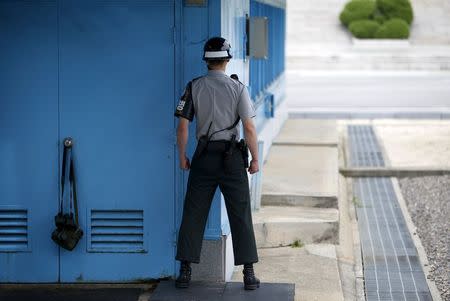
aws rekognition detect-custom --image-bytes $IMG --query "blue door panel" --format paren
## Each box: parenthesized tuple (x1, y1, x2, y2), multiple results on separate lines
(0, 1, 59, 282)
(58, 1, 175, 281)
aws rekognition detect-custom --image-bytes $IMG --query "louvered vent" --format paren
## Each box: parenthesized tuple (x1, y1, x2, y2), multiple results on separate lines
(0, 208, 29, 252)
(88, 209, 146, 253)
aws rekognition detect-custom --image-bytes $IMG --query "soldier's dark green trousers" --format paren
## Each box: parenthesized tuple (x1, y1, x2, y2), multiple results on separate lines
(175, 141, 259, 265)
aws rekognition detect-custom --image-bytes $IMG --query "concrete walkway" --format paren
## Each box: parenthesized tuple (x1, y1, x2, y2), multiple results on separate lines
(286, 71, 450, 109)
(232, 119, 350, 301)
(373, 120, 450, 168)
(262, 119, 339, 208)
(261, 145, 338, 207)
(233, 246, 344, 301)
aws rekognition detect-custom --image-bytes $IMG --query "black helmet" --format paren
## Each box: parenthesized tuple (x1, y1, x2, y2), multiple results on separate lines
(203, 37, 232, 61)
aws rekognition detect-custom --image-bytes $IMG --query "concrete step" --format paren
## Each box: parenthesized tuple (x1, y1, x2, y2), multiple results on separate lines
(273, 119, 339, 147)
(287, 45, 450, 71)
(261, 193, 338, 208)
(262, 144, 339, 208)
(253, 206, 339, 248)
(288, 58, 450, 71)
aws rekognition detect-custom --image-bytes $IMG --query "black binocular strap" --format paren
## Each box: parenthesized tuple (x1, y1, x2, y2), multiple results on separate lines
(207, 117, 240, 141)
(59, 145, 80, 226)
(59, 146, 68, 214)
(68, 157, 79, 226)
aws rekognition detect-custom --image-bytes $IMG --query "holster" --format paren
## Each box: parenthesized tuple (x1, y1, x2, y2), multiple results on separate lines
(238, 139, 249, 169)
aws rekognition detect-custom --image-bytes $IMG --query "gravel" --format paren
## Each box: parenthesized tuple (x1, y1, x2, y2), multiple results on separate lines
(399, 175, 450, 301)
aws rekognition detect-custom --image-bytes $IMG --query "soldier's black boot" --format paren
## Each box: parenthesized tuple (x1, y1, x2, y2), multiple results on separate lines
(175, 261, 191, 288)
(243, 263, 260, 290)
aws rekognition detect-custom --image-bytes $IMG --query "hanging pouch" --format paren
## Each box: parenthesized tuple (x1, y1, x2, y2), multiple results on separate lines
(51, 138, 83, 251)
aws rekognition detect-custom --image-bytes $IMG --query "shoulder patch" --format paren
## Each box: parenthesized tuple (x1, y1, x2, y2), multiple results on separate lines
(174, 80, 196, 121)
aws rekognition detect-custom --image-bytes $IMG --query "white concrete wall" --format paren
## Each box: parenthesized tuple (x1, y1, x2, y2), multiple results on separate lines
(257, 73, 288, 162)
(221, 0, 250, 84)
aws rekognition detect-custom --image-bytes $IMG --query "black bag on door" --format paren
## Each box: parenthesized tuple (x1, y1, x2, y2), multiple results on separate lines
(51, 138, 83, 251)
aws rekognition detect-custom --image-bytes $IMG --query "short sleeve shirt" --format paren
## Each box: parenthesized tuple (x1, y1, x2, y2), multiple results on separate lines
(174, 70, 255, 141)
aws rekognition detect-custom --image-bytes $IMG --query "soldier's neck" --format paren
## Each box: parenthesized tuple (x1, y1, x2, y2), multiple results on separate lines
(208, 66, 226, 72)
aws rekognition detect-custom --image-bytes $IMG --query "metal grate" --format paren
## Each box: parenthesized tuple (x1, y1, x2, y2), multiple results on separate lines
(348, 125, 385, 167)
(0, 208, 29, 252)
(88, 209, 146, 253)
(347, 125, 432, 300)
(353, 177, 432, 301)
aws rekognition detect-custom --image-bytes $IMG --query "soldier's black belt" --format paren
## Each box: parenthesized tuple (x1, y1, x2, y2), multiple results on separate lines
(205, 140, 238, 152)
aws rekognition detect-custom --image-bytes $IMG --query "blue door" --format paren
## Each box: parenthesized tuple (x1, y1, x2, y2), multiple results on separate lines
(58, 0, 176, 282)
(0, 1, 59, 282)
(1, 1, 176, 282)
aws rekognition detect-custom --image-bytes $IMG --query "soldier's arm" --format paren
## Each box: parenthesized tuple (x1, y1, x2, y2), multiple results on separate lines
(242, 118, 259, 174)
(177, 118, 190, 170)
(174, 81, 195, 170)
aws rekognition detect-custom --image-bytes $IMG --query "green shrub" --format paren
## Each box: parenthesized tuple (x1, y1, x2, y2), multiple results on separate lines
(339, 0, 377, 26)
(377, 0, 414, 24)
(349, 20, 381, 38)
(372, 9, 388, 24)
(374, 18, 410, 38)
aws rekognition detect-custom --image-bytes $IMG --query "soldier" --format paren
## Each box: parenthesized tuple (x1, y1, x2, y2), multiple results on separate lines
(174, 37, 260, 290)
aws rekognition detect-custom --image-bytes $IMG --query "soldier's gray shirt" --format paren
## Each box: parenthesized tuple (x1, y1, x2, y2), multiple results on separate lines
(174, 70, 255, 141)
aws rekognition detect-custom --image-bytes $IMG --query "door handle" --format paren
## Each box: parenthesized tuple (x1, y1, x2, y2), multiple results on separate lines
(64, 137, 73, 148)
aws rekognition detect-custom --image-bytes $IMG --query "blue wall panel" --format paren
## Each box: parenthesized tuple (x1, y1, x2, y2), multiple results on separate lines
(249, 1, 285, 100)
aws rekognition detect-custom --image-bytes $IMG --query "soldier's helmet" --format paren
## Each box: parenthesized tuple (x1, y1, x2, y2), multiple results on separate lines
(203, 37, 232, 61)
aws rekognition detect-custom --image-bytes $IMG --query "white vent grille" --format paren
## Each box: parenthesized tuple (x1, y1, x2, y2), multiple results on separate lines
(0, 208, 29, 252)
(88, 209, 146, 252)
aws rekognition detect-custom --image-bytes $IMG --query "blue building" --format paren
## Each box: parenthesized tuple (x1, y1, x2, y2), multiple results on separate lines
(0, 0, 286, 283)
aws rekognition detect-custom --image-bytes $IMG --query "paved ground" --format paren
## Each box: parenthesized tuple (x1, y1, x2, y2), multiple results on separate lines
(286, 71, 450, 109)
(374, 120, 450, 167)
(232, 246, 344, 301)
(286, 0, 349, 52)
(409, 0, 450, 45)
